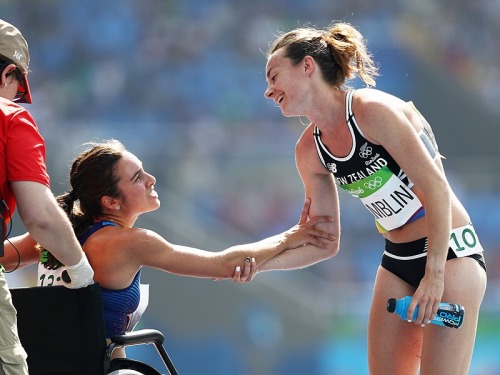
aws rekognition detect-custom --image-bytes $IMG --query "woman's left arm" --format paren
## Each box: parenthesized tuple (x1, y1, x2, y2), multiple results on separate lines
(357, 92, 451, 325)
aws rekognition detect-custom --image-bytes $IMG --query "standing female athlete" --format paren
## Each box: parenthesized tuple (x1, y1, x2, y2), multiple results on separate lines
(259, 22, 487, 374)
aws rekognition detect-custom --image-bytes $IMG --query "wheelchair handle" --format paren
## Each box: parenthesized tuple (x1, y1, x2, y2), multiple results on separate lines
(111, 329, 165, 346)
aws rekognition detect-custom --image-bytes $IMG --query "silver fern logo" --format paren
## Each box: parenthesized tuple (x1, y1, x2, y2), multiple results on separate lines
(359, 142, 373, 158)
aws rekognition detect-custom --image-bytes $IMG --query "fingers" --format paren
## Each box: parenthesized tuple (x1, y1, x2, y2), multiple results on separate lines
(241, 257, 252, 280)
(407, 301, 432, 326)
(407, 295, 441, 327)
(231, 257, 256, 283)
(231, 265, 242, 282)
(306, 235, 335, 248)
(299, 198, 311, 224)
(305, 215, 334, 226)
(406, 299, 418, 322)
(306, 228, 335, 241)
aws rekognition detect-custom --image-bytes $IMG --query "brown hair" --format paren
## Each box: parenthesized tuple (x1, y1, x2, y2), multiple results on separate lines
(39, 139, 126, 269)
(58, 139, 126, 239)
(267, 22, 378, 88)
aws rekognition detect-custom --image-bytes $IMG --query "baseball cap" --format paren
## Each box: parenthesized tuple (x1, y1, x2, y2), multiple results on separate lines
(0, 19, 32, 103)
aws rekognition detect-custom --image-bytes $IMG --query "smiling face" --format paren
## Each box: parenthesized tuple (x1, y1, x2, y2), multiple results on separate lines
(264, 48, 311, 117)
(113, 151, 160, 216)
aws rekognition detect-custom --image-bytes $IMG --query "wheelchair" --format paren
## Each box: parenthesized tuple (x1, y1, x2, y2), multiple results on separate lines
(10, 284, 179, 375)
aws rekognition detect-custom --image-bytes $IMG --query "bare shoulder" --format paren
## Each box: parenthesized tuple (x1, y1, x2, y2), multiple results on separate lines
(85, 226, 164, 254)
(352, 88, 417, 141)
(353, 88, 408, 113)
(296, 123, 315, 150)
(296, 123, 330, 175)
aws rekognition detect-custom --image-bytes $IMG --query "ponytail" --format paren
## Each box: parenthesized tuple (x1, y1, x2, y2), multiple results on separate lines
(268, 22, 379, 88)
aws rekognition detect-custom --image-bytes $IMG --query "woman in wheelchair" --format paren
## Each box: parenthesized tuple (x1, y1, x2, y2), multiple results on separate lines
(3, 139, 334, 358)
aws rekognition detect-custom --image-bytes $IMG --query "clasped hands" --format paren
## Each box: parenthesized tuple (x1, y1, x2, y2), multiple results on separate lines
(232, 198, 335, 283)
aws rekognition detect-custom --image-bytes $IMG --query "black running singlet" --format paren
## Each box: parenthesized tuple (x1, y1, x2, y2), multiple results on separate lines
(313, 90, 439, 232)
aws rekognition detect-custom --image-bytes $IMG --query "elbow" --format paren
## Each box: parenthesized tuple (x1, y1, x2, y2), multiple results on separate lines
(326, 239, 340, 258)
(321, 237, 340, 259)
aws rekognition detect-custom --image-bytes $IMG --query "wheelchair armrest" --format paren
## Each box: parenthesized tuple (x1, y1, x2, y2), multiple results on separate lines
(110, 329, 165, 347)
(106, 329, 179, 375)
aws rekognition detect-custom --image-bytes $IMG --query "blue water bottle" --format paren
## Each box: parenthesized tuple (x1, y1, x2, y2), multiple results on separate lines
(387, 296, 465, 329)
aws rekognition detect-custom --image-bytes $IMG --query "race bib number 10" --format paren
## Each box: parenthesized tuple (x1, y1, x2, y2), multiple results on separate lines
(449, 224, 484, 257)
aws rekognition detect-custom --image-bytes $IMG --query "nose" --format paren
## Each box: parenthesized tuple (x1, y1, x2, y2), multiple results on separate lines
(146, 172, 156, 185)
(264, 84, 273, 99)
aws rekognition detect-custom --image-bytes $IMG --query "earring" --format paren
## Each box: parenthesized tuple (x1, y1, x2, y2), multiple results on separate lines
(115, 205, 120, 210)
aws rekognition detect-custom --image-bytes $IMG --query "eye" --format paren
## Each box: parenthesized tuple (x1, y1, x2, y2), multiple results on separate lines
(271, 74, 277, 82)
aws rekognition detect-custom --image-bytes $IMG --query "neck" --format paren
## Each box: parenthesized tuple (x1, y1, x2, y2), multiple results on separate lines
(96, 216, 124, 227)
(306, 89, 345, 130)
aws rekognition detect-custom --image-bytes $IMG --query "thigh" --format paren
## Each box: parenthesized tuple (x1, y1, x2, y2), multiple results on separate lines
(420, 257, 486, 375)
(368, 266, 422, 375)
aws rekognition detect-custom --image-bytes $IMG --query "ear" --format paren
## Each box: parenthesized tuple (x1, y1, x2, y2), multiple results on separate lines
(1, 63, 17, 79)
(0, 63, 15, 86)
(303, 56, 315, 76)
(101, 195, 119, 211)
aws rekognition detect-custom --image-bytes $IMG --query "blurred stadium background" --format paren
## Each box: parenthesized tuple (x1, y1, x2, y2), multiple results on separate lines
(3, 0, 499, 374)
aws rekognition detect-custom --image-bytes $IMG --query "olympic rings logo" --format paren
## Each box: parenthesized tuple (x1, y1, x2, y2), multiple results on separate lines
(359, 144, 373, 158)
(364, 176, 383, 190)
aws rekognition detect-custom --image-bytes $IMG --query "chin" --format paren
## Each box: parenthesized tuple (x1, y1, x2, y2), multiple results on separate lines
(280, 106, 296, 117)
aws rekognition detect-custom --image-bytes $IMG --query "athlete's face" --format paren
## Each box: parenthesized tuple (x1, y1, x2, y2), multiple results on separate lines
(114, 152, 160, 216)
(264, 49, 307, 117)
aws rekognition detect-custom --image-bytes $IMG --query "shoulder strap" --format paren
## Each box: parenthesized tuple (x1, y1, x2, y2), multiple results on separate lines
(345, 89, 355, 122)
(79, 221, 118, 246)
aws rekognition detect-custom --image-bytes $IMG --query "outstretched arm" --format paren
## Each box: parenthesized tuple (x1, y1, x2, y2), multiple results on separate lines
(115, 198, 335, 283)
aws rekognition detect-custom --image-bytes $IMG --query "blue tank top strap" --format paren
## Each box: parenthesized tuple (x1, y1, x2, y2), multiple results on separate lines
(79, 220, 118, 245)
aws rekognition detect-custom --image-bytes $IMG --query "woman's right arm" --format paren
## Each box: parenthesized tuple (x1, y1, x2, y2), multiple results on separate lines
(258, 128, 341, 272)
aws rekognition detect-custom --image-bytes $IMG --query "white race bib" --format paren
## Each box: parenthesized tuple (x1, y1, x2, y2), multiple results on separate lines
(449, 224, 483, 257)
(37, 263, 67, 287)
(341, 166, 422, 231)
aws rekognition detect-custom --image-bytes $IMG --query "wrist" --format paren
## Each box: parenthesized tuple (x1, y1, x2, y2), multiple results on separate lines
(65, 252, 87, 269)
(278, 235, 289, 251)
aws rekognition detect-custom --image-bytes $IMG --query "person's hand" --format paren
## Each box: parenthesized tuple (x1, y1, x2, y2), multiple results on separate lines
(232, 257, 257, 283)
(284, 198, 335, 249)
(407, 271, 444, 326)
(63, 253, 95, 289)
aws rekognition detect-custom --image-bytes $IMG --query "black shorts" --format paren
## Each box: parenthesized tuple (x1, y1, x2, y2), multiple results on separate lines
(381, 237, 486, 289)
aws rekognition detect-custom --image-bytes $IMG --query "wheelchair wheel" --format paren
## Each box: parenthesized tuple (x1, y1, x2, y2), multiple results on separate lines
(108, 358, 162, 375)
